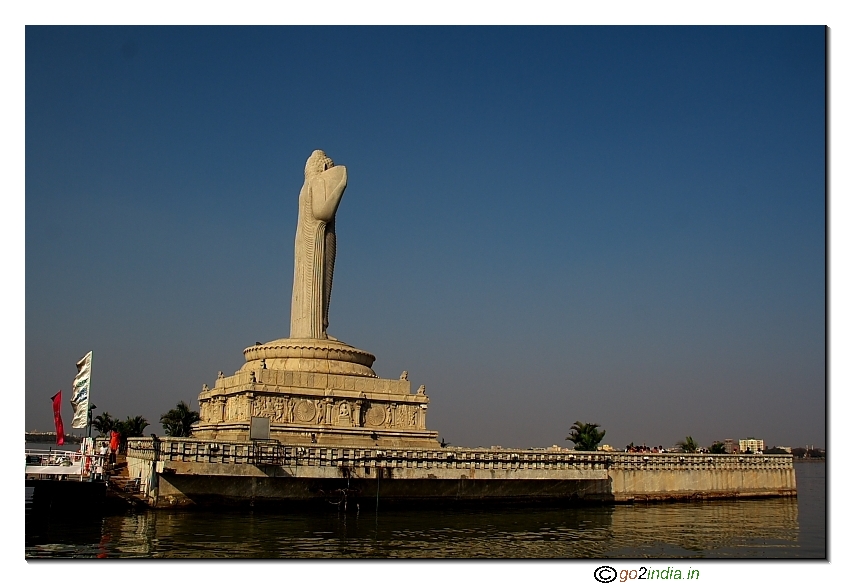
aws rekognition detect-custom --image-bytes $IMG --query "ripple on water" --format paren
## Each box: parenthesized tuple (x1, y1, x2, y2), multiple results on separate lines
(25, 462, 825, 559)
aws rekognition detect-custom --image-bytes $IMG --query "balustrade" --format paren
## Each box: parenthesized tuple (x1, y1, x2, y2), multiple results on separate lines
(125, 438, 794, 472)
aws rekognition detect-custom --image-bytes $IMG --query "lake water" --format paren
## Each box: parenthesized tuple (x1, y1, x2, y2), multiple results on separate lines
(25, 461, 825, 559)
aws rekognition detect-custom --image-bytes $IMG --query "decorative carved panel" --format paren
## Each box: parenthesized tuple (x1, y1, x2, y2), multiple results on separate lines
(365, 404, 386, 427)
(295, 399, 317, 423)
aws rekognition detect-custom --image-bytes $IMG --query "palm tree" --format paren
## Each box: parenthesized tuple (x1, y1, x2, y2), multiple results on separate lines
(114, 415, 150, 452)
(124, 415, 150, 437)
(566, 421, 606, 451)
(160, 401, 201, 437)
(677, 436, 698, 453)
(92, 411, 116, 436)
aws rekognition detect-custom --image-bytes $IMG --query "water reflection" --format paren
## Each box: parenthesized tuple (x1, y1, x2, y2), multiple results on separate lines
(25, 511, 106, 558)
(605, 498, 799, 558)
(26, 462, 824, 559)
(25, 498, 796, 559)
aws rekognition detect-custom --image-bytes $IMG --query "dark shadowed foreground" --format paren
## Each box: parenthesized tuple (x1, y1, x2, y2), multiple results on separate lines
(26, 462, 823, 559)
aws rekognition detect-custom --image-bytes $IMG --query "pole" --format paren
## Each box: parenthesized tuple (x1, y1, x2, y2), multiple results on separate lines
(375, 465, 380, 514)
(84, 353, 93, 481)
(86, 352, 93, 439)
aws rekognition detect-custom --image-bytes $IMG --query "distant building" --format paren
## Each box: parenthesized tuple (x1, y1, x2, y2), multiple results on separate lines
(724, 439, 736, 454)
(597, 444, 616, 452)
(739, 438, 764, 453)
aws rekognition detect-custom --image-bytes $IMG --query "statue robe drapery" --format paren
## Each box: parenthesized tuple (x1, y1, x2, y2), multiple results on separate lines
(290, 164, 347, 338)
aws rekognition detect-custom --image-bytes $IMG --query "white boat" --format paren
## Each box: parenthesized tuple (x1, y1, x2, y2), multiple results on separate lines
(25, 446, 107, 482)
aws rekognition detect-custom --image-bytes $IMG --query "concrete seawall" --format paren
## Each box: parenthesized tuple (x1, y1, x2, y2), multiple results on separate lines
(606, 453, 796, 502)
(126, 438, 796, 508)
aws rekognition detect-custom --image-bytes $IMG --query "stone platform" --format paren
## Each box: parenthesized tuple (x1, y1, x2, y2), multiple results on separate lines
(193, 338, 439, 448)
(125, 438, 798, 509)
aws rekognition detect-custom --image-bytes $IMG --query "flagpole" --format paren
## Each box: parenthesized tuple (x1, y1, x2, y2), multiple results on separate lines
(86, 353, 93, 439)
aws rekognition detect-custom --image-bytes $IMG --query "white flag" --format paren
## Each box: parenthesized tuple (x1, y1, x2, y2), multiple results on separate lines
(70, 351, 92, 429)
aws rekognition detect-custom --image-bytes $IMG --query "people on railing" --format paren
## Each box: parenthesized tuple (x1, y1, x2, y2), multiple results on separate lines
(625, 444, 666, 453)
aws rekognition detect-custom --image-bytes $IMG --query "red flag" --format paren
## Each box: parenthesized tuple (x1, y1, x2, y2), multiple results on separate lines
(51, 391, 65, 446)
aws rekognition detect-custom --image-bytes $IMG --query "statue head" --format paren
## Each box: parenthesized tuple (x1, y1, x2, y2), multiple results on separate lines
(305, 150, 334, 178)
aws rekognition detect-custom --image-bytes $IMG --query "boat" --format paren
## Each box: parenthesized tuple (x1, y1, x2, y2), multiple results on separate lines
(25, 444, 108, 511)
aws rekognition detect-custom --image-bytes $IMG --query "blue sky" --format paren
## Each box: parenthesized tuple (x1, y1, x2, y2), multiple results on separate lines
(24, 25, 826, 449)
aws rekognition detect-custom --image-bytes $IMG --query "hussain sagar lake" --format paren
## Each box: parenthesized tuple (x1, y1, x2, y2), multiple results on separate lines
(26, 462, 824, 558)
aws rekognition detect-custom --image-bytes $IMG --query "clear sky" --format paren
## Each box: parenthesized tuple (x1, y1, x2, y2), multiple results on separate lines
(25, 25, 826, 450)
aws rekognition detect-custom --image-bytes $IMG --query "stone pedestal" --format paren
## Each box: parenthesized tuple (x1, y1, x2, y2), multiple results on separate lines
(193, 338, 440, 448)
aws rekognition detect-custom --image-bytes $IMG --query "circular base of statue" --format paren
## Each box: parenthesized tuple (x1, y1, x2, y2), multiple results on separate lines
(241, 338, 377, 377)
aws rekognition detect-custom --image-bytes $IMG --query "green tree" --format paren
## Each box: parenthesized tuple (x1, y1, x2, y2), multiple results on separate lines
(708, 442, 727, 454)
(160, 401, 201, 437)
(123, 415, 149, 437)
(566, 421, 606, 451)
(114, 415, 150, 452)
(92, 411, 116, 436)
(677, 436, 698, 453)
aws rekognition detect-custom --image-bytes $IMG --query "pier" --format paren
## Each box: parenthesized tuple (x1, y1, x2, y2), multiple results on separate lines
(25, 448, 109, 511)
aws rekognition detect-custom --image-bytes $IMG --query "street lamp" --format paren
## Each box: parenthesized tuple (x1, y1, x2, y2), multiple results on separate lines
(87, 404, 97, 439)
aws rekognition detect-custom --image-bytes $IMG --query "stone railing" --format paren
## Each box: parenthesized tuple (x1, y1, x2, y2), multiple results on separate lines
(127, 438, 610, 471)
(607, 452, 795, 470)
(127, 437, 282, 465)
(126, 438, 794, 473)
(126, 438, 157, 461)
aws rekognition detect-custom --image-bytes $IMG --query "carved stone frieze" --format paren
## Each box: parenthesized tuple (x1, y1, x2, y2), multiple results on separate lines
(337, 401, 352, 426)
(365, 403, 386, 427)
(315, 400, 327, 425)
(295, 399, 317, 423)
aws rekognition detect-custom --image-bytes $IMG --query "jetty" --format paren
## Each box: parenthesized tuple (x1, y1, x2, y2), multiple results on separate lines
(25, 448, 109, 510)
